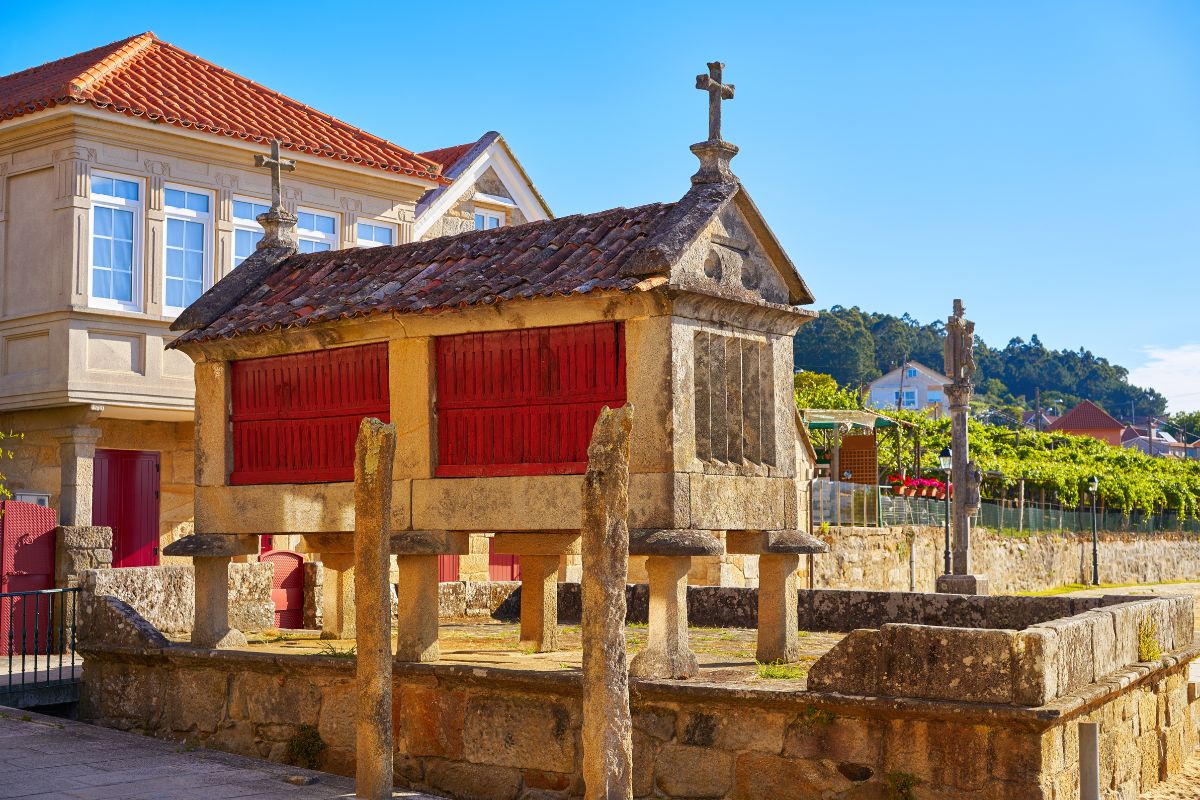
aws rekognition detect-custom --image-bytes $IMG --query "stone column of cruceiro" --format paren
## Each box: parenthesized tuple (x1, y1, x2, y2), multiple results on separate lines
(628, 528, 721, 680)
(581, 405, 634, 800)
(352, 418, 395, 800)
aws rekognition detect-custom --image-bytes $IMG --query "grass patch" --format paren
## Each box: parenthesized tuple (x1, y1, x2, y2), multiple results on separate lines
(756, 661, 807, 680)
(285, 725, 326, 769)
(314, 642, 357, 658)
(884, 771, 923, 800)
(1018, 579, 1195, 597)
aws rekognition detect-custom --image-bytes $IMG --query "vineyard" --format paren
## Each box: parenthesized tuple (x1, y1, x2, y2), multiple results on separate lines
(796, 372, 1200, 518)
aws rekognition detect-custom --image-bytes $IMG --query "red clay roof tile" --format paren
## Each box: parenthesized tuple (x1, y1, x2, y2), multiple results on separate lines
(1047, 400, 1123, 433)
(0, 33, 448, 181)
(175, 202, 676, 344)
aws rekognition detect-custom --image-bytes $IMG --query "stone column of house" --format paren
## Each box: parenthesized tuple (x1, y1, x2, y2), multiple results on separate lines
(391, 530, 469, 662)
(491, 532, 581, 652)
(627, 529, 721, 680)
(51, 424, 102, 527)
(726, 529, 828, 663)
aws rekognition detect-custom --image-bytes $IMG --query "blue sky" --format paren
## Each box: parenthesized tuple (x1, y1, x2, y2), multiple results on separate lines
(4, 1, 1199, 409)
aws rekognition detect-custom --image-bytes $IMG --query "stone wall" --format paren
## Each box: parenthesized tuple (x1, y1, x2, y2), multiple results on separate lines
(81, 564, 272, 635)
(79, 637, 1200, 799)
(813, 525, 1200, 594)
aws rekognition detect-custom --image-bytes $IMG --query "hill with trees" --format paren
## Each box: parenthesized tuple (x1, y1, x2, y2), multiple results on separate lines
(793, 306, 1167, 418)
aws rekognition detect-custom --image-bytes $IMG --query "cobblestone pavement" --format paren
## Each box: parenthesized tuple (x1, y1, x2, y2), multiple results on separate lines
(0, 707, 436, 800)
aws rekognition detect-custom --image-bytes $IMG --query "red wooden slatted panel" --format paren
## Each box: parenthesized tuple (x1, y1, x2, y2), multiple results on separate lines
(92, 450, 160, 569)
(260, 549, 304, 629)
(0, 500, 58, 655)
(437, 555, 460, 582)
(435, 322, 625, 477)
(231, 343, 390, 484)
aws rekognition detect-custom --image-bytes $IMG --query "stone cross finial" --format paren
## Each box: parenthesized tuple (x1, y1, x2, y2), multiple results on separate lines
(690, 61, 740, 185)
(254, 139, 295, 210)
(696, 62, 735, 143)
(251, 139, 298, 252)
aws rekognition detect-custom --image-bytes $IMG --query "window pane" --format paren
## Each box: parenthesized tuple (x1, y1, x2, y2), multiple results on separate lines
(112, 270, 133, 302)
(185, 220, 204, 250)
(166, 280, 184, 308)
(377, 226, 392, 244)
(235, 228, 259, 261)
(488, 216, 500, 229)
(298, 212, 314, 230)
(92, 268, 111, 299)
(113, 209, 134, 241)
(233, 201, 255, 220)
(114, 179, 139, 201)
(93, 238, 111, 269)
(114, 240, 134, 269)
(91, 175, 113, 196)
(167, 218, 185, 248)
(474, 214, 485, 230)
(185, 250, 203, 280)
(186, 193, 209, 213)
(166, 247, 184, 278)
(185, 278, 203, 305)
(94, 206, 113, 237)
(316, 215, 335, 234)
(164, 188, 186, 209)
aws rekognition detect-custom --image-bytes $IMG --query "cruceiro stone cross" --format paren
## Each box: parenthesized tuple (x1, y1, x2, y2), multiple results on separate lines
(696, 62, 735, 142)
(251, 139, 299, 251)
(935, 298, 989, 596)
(580, 404, 634, 800)
(690, 61, 739, 185)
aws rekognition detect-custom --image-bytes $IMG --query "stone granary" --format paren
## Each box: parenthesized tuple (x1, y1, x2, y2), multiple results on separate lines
(166, 62, 827, 669)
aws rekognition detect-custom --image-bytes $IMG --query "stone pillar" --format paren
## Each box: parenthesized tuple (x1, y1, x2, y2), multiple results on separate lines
(353, 418, 395, 800)
(519, 555, 560, 652)
(394, 554, 439, 662)
(580, 405, 634, 800)
(52, 425, 101, 527)
(321, 553, 356, 640)
(757, 553, 800, 663)
(631, 555, 696, 679)
(163, 533, 259, 648)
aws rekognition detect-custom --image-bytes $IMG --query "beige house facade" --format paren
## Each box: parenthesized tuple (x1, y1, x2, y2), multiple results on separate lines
(0, 33, 549, 568)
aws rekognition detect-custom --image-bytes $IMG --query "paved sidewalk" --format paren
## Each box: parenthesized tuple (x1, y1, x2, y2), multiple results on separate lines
(0, 708, 437, 799)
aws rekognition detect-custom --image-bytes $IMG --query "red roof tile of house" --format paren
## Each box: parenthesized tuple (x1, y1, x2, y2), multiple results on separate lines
(174, 201, 677, 343)
(0, 33, 447, 181)
(418, 142, 477, 173)
(1047, 400, 1123, 433)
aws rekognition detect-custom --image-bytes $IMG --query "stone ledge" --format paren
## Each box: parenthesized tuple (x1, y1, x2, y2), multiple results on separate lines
(630, 529, 722, 556)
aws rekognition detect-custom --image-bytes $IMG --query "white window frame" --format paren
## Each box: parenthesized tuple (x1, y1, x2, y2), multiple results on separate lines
(296, 208, 339, 253)
(906, 368, 917, 378)
(474, 209, 504, 230)
(903, 390, 917, 408)
(162, 184, 214, 317)
(356, 220, 396, 248)
(88, 171, 143, 312)
(232, 196, 271, 270)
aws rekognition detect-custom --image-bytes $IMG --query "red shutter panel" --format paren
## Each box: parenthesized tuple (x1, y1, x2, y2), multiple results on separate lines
(435, 322, 626, 477)
(230, 343, 390, 484)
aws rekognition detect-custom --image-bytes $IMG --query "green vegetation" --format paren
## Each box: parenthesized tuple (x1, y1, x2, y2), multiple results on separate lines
(755, 661, 807, 680)
(794, 306, 1166, 416)
(1138, 620, 1162, 663)
(883, 771, 924, 800)
(1018, 580, 1193, 597)
(0, 430, 22, 501)
(795, 704, 835, 726)
(315, 642, 356, 658)
(285, 724, 326, 769)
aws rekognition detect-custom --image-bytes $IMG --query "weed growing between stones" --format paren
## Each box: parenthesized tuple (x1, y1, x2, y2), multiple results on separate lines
(884, 771, 922, 800)
(1138, 620, 1163, 662)
(756, 661, 807, 680)
(285, 724, 326, 769)
(796, 704, 834, 726)
(315, 642, 357, 658)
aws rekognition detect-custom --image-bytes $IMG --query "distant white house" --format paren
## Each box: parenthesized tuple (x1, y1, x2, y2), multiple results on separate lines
(867, 361, 949, 415)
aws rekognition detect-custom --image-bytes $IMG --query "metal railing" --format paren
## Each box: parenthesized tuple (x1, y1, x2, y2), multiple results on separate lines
(878, 493, 1200, 534)
(0, 587, 81, 707)
(812, 479, 880, 527)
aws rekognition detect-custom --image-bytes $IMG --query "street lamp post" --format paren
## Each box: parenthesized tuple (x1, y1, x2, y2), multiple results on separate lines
(939, 446, 953, 575)
(1090, 476, 1100, 585)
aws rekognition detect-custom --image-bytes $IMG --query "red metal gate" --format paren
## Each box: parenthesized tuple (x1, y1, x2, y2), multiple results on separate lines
(0, 500, 57, 654)
(260, 549, 304, 629)
(93, 450, 161, 568)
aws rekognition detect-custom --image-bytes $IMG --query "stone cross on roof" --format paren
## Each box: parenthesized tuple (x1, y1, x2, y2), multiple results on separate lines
(696, 62, 735, 143)
(254, 139, 296, 211)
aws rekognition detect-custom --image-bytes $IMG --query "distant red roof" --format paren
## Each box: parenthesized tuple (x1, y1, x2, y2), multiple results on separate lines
(1047, 400, 1123, 433)
(0, 33, 447, 182)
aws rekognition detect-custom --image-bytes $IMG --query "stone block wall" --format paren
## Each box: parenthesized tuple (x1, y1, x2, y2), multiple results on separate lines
(78, 640, 1200, 799)
(81, 564, 273, 635)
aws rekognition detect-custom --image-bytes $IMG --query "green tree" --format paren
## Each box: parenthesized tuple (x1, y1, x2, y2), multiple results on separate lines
(793, 306, 878, 388)
(794, 371, 864, 410)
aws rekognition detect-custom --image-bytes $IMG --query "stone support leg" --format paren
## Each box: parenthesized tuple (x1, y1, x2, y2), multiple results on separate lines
(321, 553, 356, 640)
(193, 555, 246, 648)
(52, 425, 101, 527)
(756, 553, 800, 664)
(629, 555, 697, 679)
(394, 555, 439, 662)
(519, 554, 560, 652)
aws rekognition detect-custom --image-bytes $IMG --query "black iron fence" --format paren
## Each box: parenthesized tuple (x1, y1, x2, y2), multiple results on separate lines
(0, 587, 81, 708)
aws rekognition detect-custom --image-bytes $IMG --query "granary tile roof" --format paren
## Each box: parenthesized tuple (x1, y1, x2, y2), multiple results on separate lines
(0, 33, 447, 182)
(172, 200, 678, 344)
(1047, 400, 1124, 433)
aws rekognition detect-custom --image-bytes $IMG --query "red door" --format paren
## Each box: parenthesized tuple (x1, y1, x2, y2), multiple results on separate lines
(260, 550, 303, 629)
(488, 540, 521, 582)
(0, 500, 57, 654)
(92, 450, 161, 568)
(437, 555, 460, 582)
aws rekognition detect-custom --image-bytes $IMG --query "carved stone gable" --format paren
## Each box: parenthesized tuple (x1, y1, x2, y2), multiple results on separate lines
(676, 202, 790, 307)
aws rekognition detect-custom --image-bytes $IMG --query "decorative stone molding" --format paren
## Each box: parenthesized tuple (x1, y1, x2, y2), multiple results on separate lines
(53, 146, 96, 200)
(340, 197, 361, 245)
